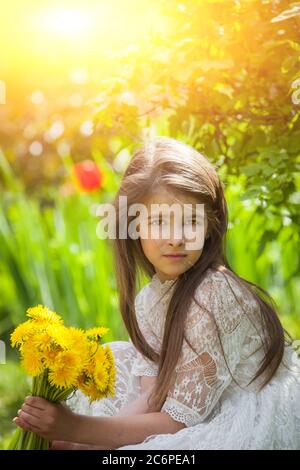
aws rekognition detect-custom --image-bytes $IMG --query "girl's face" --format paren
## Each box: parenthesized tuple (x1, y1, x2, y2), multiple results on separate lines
(138, 188, 209, 282)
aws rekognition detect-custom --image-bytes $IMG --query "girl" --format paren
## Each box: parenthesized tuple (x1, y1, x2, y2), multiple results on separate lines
(14, 136, 300, 450)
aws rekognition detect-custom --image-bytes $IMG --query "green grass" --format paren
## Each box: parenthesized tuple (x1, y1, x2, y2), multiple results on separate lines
(0, 360, 30, 449)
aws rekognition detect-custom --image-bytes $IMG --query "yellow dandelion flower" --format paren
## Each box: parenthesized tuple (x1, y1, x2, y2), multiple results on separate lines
(94, 346, 107, 363)
(63, 327, 86, 348)
(78, 378, 107, 403)
(90, 346, 111, 379)
(48, 366, 79, 389)
(33, 330, 53, 352)
(60, 327, 91, 365)
(84, 358, 96, 377)
(106, 380, 115, 398)
(90, 388, 107, 403)
(104, 361, 116, 397)
(21, 353, 43, 377)
(50, 326, 89, 359)
(10, 321, 37, 348)
(108, 367, 116, 391)
(21, 341, 44, 376)
(74, 341, 90, 364)
(43, 348, 60, 368)
(47, 324, 70, 349)
(85, 327, 109, 340)
(103, 345, 116, 370)
(76, 376, 90, 393)
(48, 349, 82, 388)
(55, 350, 82, 372)
(76, 374, 88, 389)
(84, 343, 106, 377)
(88, 340, 98, 357)
(12, 305, 113, 403)
(93, 363, 109, 391)
(26, 305, 63, 325)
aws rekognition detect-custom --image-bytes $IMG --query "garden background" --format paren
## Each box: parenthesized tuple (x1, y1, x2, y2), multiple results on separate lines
(0, 0, 300, 448)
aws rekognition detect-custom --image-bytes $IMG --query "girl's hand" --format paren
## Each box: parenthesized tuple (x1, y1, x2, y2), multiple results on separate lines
(49, 440, 108, 450)
(13, 396, 77, 442)
(49, 440, 82, 450)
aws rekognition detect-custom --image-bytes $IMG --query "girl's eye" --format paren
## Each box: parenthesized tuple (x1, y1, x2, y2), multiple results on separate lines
(150, 219, 198, 226)
(151, 219, 166, 225)
(185, 219, 197, 225)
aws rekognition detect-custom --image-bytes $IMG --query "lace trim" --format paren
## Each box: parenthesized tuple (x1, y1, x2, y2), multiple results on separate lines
(150, 273, 178, 296)
(131, 367, 158, 377)
(131, 360, 158, 377)
(161, 397, 201, 427)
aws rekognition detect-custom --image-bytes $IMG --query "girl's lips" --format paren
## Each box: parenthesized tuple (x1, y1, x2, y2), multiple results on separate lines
(163, 254, 187, 259)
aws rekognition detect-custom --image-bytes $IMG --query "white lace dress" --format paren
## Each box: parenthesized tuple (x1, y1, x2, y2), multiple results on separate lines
(68, 268, 300, 450)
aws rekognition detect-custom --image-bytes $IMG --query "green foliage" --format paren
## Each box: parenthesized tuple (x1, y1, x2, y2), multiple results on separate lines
(0, 153, 129, 342)
(0, 361, 30, 449)
(88, 0, 300, 229)
(1, 1, 300, 228)
(0, 189, 130, 338)
(0, 0, 299, 446)
(225, 176, 300, 338)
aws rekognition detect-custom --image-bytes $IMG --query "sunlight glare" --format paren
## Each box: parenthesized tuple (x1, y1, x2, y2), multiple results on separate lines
(33, 6, 95, 39)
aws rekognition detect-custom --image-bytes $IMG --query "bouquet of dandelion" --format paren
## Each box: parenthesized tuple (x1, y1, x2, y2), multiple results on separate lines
(8, 305, 116, 450)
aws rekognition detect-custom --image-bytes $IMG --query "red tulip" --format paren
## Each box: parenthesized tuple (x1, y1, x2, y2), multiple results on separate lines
(73, 160, 103, 192)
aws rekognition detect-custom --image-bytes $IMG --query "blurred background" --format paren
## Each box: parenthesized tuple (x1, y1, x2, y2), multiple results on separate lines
(0, 0, 300, 447)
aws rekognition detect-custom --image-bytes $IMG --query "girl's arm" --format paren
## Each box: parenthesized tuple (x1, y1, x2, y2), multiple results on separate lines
(41, 377, 158, 450)
(75, 409, 186, 448)
(117, 375, 158, 416)
(50, 391, 156, 450)
(14, 395, 186, 449)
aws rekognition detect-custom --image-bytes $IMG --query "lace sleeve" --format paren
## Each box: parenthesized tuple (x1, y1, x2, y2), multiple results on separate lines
(130, 287, 159, 377)
(161, 270, 261, 427)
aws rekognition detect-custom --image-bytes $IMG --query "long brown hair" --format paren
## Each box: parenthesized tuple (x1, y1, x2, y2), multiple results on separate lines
(111, 136, 293, 412)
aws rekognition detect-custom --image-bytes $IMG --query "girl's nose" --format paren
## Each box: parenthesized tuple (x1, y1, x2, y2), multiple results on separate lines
(166, 223, 185, 246)
(168, 235, 185, 247)
(168, 241, 185, 250)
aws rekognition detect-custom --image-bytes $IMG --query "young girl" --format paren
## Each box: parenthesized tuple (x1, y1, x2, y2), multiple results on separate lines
(14, 136, 300, 450)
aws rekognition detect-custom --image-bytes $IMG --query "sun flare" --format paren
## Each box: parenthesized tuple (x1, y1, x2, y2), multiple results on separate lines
(33, 6, 95, 39)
